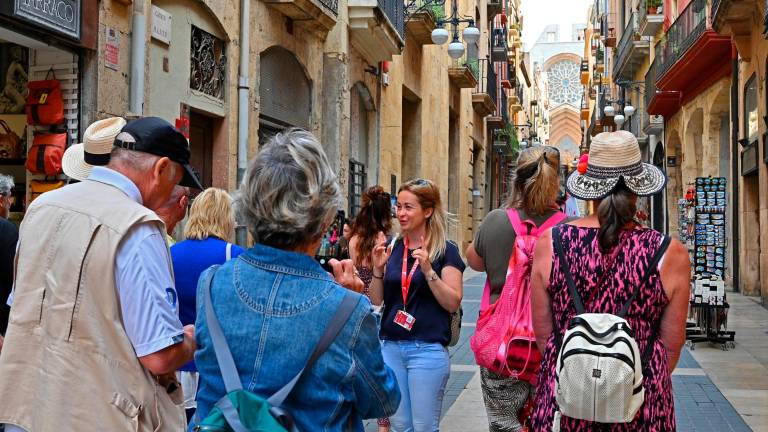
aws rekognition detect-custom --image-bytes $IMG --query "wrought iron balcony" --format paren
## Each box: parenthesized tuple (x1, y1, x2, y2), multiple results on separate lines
(449, 55, 479, 89)
(580, 60, 590, 85)
(601, 12, 617, 47)
(263, 0, 338, 32)
(645, 55, 679, 119)
(639, 0, 665, 36)
(491, 23, 508, 63)
(613, 12, 650, 81)
(472, 59, 497, 117)
(348, 0, 404, 63)
(405, 0, 443, 45)
(509, 82, 523, 113)
(655, 0, 731, 95)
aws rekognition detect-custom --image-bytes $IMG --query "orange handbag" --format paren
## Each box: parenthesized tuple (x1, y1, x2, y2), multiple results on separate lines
(25, 133, 66, 176)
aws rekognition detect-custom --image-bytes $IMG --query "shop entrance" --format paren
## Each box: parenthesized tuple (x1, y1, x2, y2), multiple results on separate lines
(0, 28, 80, 223)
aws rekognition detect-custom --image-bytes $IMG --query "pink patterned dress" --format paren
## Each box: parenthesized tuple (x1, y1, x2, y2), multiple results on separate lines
(531, 224, 676, 431)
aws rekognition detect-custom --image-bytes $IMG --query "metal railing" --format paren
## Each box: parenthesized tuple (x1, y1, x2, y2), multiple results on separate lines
(515, 82, 524, 104)
(499, 88, 508, 124)
(601, 12, 617, 42)
(645, 55, 658, 115)
(474, 58, 490, 94)
(405, 0, 445, 22)
(615, 12, 641, 75)
(378, 0, 404, 38)
(492, 22, 508, 53)
(638, 0, 663, 25)
(317, 0, 338, 15)
(711, 0, 722, 22)
(657, 0, 709, 79)
(488, 61, 498, 107)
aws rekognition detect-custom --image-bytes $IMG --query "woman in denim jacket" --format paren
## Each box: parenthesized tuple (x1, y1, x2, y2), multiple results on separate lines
(192, 129, 401, 431)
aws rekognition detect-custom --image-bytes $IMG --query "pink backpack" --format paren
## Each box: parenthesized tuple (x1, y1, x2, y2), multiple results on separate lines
(470, 208, 566, 383)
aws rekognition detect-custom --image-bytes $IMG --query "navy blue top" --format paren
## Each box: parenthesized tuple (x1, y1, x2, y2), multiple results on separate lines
(380, 240, 466, 346)
(171, 237, 244, 371)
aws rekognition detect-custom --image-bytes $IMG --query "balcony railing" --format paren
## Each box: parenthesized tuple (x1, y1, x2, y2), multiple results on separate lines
(405, 0, 445, 21)
(491, 23, 508, 62)
(645, 55, 657, 114)
(638, 0, 663, 25)
(378, 0, 404, 37)
(601, 12, 618, 46)
(657, 0, 709, 79)
(712, 0, 722, 21)
(515, 82, 524, 104)
(499, 88, 508, 124)
(615, 12, 646, 77)
(318, 0, 339, 15)
(488, 60, 498, 106)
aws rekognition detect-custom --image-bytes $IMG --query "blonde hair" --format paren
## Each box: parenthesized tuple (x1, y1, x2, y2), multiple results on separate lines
(506, 146, 561, 215)
(184, 188, 235, 242)
(399, 178, 447, 262)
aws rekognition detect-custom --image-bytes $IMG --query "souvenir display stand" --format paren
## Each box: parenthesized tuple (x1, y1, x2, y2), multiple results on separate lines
(686, 177, 735, 350)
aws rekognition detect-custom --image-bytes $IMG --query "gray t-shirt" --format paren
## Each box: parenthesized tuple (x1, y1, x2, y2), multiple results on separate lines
(473, 208, 564, 304)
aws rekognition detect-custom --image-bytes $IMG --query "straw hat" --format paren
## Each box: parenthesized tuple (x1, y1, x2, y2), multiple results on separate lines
(62, 117, 126, 181)
(566, 130, 667, 200)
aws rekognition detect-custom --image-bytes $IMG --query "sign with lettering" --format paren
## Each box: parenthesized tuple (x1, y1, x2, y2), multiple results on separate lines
(14, 0, 80, 39)
(104, 27, 119, 71)
(151, 6, 172, 45)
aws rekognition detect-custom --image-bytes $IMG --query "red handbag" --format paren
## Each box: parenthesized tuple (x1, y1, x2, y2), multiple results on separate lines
(26, 133, 66, 176)
(26, 69, 65, 126)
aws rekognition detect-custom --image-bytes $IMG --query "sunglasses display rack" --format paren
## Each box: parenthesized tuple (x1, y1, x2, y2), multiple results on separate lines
(686, 177, 735, 350)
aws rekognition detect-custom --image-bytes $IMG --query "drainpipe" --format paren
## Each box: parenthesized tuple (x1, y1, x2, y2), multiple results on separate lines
(130, 0, 146, 115)
(730, 55, 740, 292)
(237, 0, 250, 186)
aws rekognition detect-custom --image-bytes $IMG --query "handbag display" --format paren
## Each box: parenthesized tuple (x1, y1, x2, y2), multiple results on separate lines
(470, 209, 566, 383)
(26, 133, 66, 175)
(0, 119, 22, 159)
(25, 69, 65, 126)
(30, 179, 66, 202)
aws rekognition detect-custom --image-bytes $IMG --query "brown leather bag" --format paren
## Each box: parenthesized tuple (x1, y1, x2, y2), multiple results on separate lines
(0, 119, 22, 159)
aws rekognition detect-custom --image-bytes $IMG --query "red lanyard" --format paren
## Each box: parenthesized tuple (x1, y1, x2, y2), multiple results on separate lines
(401, 237, 420, 309)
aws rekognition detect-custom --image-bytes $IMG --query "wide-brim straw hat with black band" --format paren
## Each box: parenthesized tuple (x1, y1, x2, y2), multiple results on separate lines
(566, 130, 667, 200)
(62, 117, 127, 181)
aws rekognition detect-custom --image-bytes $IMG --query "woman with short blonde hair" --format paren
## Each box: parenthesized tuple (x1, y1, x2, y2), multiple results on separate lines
(171, 187, 244, 420)
(184, 188, 235, 242)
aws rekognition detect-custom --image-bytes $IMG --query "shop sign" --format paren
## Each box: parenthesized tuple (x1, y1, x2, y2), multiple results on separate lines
(741, 141, 758, 176)
(105, 27, 120, 71)
(13, 0, 80, 39)
(151, 6, 172, 45)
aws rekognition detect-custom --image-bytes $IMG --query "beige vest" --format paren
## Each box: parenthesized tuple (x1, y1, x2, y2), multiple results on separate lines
(0, 180, 185, 431)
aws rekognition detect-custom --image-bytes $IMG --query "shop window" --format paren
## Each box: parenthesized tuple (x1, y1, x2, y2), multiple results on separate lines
(190, 25, 226, 100)
(744, 74, 758, 144)
(348, 160, 366, 217)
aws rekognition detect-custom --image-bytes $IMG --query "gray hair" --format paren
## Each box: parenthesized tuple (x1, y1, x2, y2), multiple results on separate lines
(237, 128, 343, 250)
(0, 174, 14, 195)
(108, 143, 177, 179)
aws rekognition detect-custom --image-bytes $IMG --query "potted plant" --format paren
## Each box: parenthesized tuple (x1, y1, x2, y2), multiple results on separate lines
(646, 0, 662, 15)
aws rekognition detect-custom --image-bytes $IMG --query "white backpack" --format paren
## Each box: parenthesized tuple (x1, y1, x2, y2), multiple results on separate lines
(551, 227, 670, 425)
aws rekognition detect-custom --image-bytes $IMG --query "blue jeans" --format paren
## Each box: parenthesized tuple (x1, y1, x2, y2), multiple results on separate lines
(381, 340, 450, 432)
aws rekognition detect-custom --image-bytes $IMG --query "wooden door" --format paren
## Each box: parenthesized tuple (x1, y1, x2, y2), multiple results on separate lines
(189, 111, 214, 188)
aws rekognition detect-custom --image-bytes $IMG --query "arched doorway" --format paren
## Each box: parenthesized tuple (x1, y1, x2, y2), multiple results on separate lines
(259, 46, 312, 145)
(652, 142, 665, 232)
(348, 82, 377, 217)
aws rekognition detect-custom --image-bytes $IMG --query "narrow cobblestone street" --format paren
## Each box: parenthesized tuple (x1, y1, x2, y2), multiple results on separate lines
(421, 271, 768, 432)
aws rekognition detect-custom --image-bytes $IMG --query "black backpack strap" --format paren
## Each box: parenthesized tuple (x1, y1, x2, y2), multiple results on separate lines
(552, 226, 586, 315)
(617, 235, 671, 318)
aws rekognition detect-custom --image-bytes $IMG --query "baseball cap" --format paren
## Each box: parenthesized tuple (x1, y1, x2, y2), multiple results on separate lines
(114, 117, 204, 190)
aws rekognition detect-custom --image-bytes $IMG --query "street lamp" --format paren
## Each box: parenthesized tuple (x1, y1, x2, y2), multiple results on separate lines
(428, 0, 480, 59)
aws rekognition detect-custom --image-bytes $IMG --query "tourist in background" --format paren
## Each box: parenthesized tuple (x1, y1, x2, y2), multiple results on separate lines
(530, 131, 691, 431)
(192, 129, 400, 429)
(465, 146, 565, 432)
(349, 185, 393, 432)
(370, 178, 465, 432)
(0, 174, 17, 349)
(157, 185, 190, 245)
(170, 187, 244, 421)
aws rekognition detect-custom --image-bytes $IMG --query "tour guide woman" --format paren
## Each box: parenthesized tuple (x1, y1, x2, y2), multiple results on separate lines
(370, 178, 466, 432)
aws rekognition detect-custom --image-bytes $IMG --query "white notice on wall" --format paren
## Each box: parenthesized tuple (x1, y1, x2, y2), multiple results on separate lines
(105, 27, 120, 70)
(151, 6, 172, 45)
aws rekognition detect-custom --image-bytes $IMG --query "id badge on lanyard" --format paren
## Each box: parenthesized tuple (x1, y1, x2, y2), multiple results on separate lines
(396, 239, 419, 331)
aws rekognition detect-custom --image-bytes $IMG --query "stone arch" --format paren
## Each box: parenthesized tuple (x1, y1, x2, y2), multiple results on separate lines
(549, 105, 581, 161)
(683, 108, 704, 183)
(706, 81, 731, 177)
(259, 46, 312, 131)
(542, 52, 582, 71)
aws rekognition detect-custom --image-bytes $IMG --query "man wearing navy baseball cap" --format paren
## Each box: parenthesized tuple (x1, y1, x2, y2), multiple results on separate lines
(115, 116, 204, 190)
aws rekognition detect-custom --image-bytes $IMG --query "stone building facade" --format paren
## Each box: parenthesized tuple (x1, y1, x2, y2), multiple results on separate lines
(0, 0, 529, 253)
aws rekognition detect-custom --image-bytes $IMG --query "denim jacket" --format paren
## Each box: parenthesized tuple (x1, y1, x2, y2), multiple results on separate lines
(192, 243, 401, 431)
